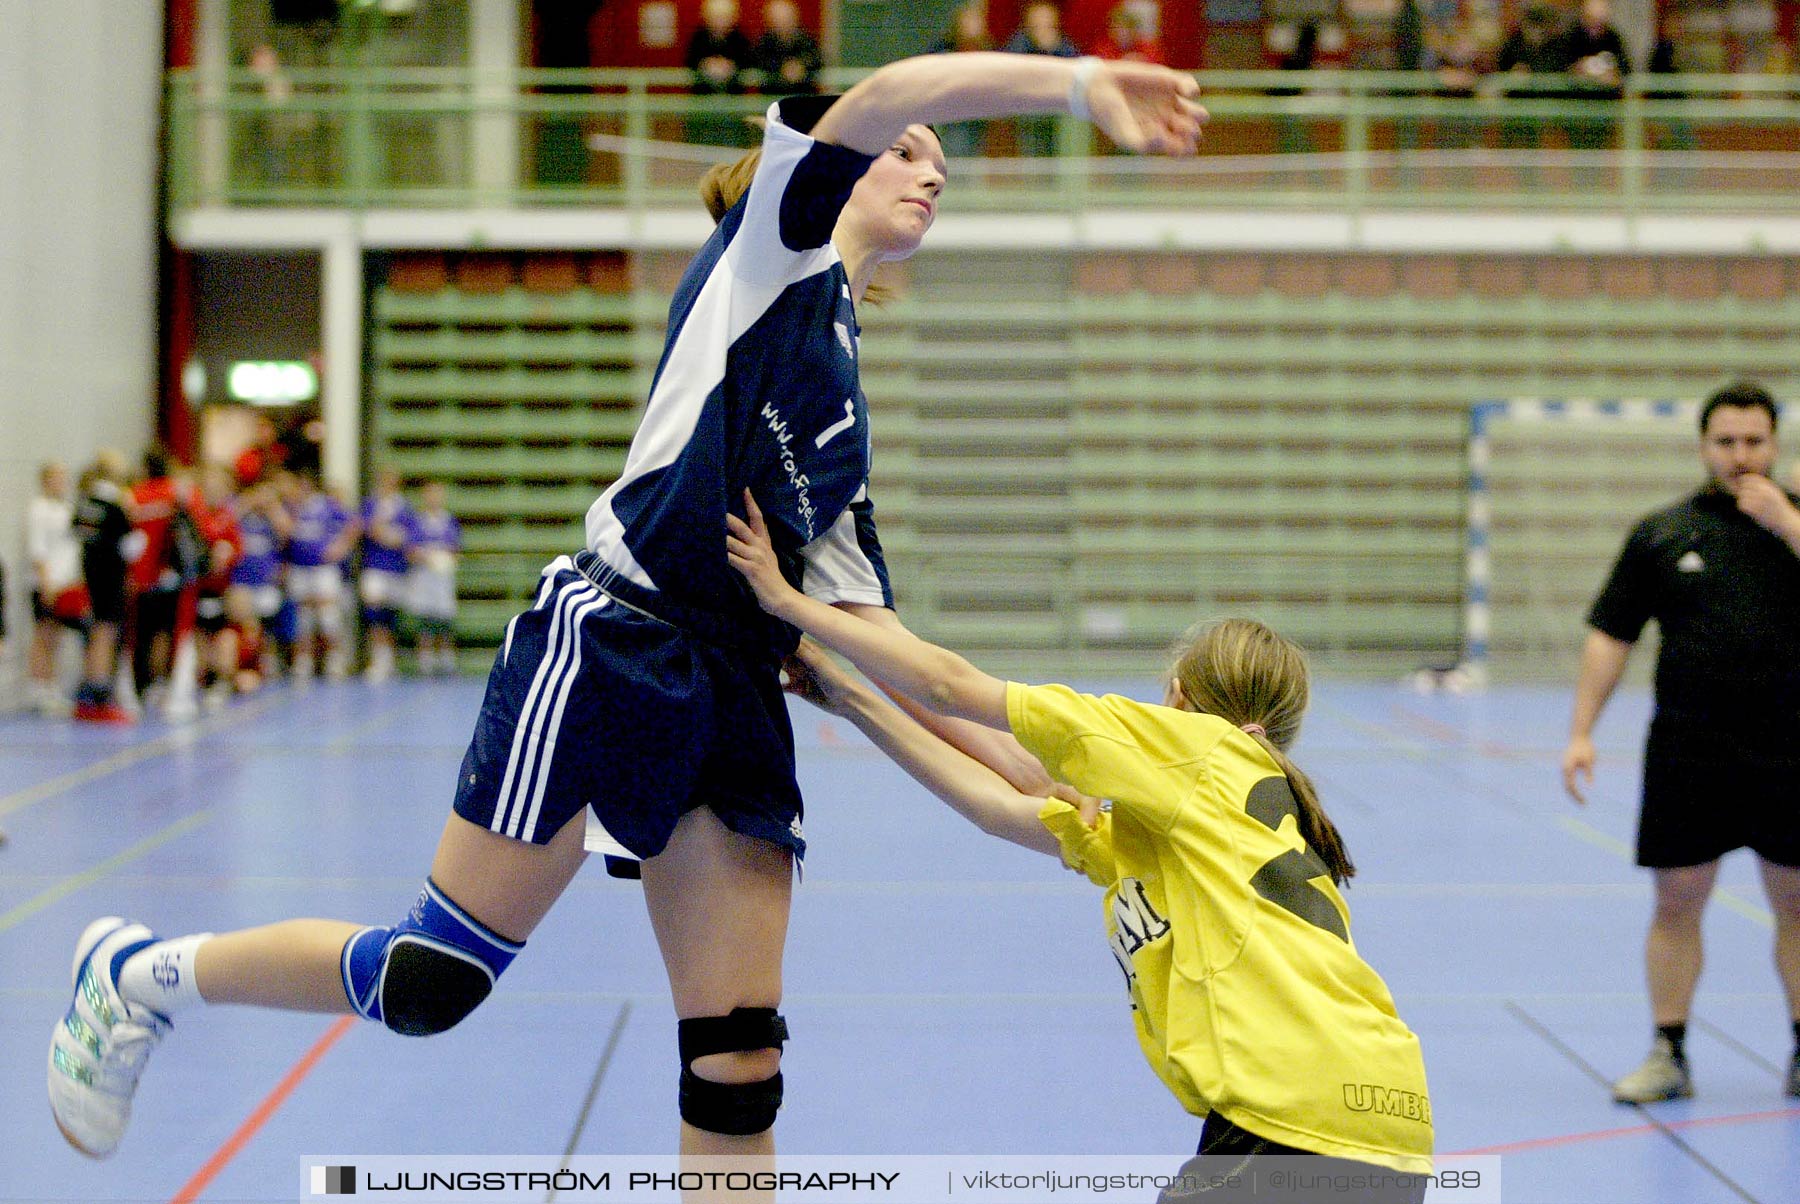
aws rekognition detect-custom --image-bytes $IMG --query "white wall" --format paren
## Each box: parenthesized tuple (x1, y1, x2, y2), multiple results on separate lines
(0, 1, 162, 678)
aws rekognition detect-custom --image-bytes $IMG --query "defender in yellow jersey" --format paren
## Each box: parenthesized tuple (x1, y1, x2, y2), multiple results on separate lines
(730, 492, 1431, 1200)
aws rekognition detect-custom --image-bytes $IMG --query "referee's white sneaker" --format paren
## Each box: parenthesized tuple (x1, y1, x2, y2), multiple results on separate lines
(1611, 1038, 1692, 1104)
(48, 918, 171, 1158)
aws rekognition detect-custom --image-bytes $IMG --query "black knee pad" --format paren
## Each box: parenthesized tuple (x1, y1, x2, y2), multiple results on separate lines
(341, 880, 525, 1037)
(377, 941, 493, 1036)
(677, 1007, 788, 1136)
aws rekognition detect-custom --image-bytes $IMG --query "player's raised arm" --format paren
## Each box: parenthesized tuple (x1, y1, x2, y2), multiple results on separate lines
(808, 53, 1206, 158)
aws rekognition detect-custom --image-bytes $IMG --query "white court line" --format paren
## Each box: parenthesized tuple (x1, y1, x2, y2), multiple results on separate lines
(0, 809, 214, 934)
(321, 702, 415, 754)
(1320, 698, 1777, 931)
(1558, 816, 1774, 929)
(0, 690, 287, 822)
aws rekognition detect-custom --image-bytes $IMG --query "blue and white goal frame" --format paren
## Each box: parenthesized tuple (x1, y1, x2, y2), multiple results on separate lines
(1462, 397, 1699, 685)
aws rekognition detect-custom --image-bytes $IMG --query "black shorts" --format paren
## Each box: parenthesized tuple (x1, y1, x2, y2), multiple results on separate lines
(84, 568, 127, 625)
(1638, 708, 1800, 869)
(1157, 1113, 1429, 1204)
(136, 587, 180, 635)
(451, 558, 804, 863)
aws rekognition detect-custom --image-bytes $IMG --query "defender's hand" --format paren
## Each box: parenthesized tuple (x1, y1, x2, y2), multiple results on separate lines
(727, 489, 801, 619)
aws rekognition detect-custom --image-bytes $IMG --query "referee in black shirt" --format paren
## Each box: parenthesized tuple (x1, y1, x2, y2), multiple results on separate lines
(1562, 380, 1800, 1104)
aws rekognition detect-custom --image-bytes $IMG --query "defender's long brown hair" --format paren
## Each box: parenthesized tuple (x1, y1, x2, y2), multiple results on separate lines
(1171, 618, 1355, 885)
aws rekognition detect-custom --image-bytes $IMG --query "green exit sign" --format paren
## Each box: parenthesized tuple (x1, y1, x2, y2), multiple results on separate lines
(228, 361, 318, 406)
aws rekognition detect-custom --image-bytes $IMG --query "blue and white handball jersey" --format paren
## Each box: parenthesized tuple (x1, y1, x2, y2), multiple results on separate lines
(452, 95, 894, 862)
(581, 94, 893, 654)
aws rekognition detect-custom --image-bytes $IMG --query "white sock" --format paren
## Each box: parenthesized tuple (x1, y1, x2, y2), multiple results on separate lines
(118, 933, 214, 1015)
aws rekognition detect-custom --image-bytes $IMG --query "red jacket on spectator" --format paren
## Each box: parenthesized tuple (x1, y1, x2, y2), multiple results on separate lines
(128, 476, 180, 593)
(194, 495, 242, 598)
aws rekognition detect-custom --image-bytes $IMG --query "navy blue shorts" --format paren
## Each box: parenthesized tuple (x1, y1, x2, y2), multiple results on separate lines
(451, 559, 805, 864)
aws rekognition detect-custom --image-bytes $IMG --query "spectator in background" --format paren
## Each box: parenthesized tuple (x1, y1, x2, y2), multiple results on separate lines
(1647, 9, 1685, 85)
(191, 465, 243, 708)
(72, 453, 140, 724)
(1498, 2, 1572, 78)
(686, 0, 755, 148)
(754, 0, 822, 95)
(406, 481, 461, 676)
(247, 42, 318, 188)
(228, 478, 291, 672)
(1561, 0, 1629, 150)
(284, 473, 358, 681)
(359, 468, 412, 684)
(206, 585, 270, 706)
(26, 460, 84, 716)
(234, 413, 284, 488)
(1004, 1, 1081, 156)
(928, 5, 995, 159)
(128, 447, 203, 719)
(1394, 0, 1427, 72)
(1395, 0, 1492, 174)
(277, 414, 325, 481)
(1089, 2, 1166, 65)
(1273, 20, 1323, 162)
(1496, 2, 1573, 182)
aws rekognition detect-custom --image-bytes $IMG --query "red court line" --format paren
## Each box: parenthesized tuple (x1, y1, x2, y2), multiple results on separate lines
(169, 1015, 356, 1204)
(1451, 1105, 1800, 1156)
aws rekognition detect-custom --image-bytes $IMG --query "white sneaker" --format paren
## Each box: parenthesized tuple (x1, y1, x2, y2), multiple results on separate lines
(364, 645, 394, 684)
(33, 687, 72, 718)
(48, 918, 171, 1158)
(1612, 1037, 1692, 1103)
(162, 694, 200, 724)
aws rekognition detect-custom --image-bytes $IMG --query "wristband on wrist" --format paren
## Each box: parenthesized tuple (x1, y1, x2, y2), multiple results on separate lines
(1067, 56, 1102, 122)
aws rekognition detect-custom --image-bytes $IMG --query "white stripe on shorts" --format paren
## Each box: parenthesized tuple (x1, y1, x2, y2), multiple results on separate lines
(516, 590, 610, 843)
(492, 577, 597, 838)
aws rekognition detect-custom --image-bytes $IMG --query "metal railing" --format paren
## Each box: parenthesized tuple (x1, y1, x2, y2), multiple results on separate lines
(166, 67, 1800, 214)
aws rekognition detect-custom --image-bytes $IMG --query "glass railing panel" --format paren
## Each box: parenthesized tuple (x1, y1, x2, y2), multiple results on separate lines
(166, 68, 1800, 215)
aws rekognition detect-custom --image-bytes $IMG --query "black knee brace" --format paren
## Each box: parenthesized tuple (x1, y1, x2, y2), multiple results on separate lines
(677, 1007, 788, 1136)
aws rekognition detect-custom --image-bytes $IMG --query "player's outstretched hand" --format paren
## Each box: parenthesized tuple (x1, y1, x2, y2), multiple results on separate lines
(1560, 735, 1595, 805)
(781, 639, 853, 716)
(1048, 782, 1106, 828)
(1085, 61, 1207, 156)
(727, 489, 799, 619)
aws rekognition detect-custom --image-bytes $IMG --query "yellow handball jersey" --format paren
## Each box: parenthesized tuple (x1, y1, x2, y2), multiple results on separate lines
(1008, 682, 1433, 1174)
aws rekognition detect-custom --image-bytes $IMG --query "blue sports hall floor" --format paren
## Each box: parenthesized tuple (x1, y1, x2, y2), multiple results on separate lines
(1, 674, 1795, 1203)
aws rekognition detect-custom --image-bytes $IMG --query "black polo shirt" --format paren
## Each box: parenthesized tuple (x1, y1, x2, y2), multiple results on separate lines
(1588, 483, 1800, 724)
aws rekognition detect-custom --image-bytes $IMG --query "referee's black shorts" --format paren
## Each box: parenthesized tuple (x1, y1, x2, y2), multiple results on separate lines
(1639, 707, 1800, 869)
